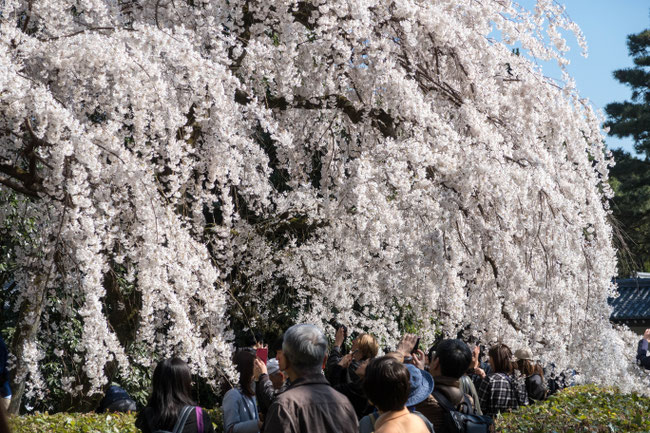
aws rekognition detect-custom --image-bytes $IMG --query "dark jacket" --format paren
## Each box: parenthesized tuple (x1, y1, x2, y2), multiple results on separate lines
(415, 376, 467, 433)
(637, 339, 650, 369)
(325, 346, 360, 386)
(256, 374, 290, 416)
(332, 378, 371, 419)
(325, 346, 370, 419)
(97, 385, 137, 413)
(525, 374, 547, 401)
(135, 406, 215, 433)
(263, 373, 358, 433)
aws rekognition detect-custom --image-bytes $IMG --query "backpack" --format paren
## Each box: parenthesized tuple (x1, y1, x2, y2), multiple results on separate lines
(431, 390, 493, 433)
(153, 405, 201, 433)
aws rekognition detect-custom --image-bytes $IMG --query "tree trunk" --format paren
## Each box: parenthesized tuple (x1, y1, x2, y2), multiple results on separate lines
(7, 275, 47, 415)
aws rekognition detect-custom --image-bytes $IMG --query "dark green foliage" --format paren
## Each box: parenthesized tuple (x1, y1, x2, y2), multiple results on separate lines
(496, 385, 650, 432)
(609, 149, 650, 275)
(7, 408, 224, 433)
(605, 23, 650, 276)
(8, 386, 650, 432)
(605, 29, 650, 158)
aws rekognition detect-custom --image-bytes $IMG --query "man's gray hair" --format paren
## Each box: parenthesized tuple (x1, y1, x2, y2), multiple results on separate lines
(282, 324, 328, 375)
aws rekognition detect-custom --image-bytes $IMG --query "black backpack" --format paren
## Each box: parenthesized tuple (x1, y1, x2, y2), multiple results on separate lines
(431, 390, 493, 433)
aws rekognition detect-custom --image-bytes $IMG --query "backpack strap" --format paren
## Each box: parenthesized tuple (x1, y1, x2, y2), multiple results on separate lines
(458, 394, 474, 414)
(369, 412, 378, 428)
(431, 390, 457, 412)
(171, 405, 194, 433)
(195, 407, 204, 433)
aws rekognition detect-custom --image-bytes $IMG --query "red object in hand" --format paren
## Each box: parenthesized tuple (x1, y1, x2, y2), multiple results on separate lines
(256, 348, 268, 364)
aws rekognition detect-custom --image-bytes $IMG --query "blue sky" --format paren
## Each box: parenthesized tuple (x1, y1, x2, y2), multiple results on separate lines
(519, 0, 649, 157)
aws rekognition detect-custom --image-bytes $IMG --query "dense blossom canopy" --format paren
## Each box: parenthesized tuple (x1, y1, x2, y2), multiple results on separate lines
(0, 0, 643, 404)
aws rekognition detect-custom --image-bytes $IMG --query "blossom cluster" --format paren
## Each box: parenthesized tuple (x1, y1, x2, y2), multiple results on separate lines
(0, 0, 643, 403)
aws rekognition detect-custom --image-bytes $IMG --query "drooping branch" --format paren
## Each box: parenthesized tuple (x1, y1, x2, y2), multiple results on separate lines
(485, 252, 523, 332)
(0, 119, 53, 197)
(234, 90, 398, 138)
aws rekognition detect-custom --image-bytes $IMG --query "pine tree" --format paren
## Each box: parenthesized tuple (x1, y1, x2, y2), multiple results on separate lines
(605, 29, 650, 158)
(605, 26, 650, 275)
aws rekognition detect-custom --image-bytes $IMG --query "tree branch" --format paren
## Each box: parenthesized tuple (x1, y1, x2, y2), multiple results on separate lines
(234, 90, 398, 138)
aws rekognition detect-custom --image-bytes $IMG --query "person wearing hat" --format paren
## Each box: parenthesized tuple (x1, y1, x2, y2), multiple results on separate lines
(514, 348, 547, 402)
(359, 357, 433, 433)
(265, 358, 286, 390)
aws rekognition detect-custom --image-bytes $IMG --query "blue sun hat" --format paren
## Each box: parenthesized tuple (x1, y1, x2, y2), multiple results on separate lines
(405, 364, 435, 407)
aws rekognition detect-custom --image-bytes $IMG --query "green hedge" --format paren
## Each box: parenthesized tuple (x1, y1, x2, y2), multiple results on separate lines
(8, 408, 223, 433)
(496, 385, 650, 432)
(8, 386, 650, 432)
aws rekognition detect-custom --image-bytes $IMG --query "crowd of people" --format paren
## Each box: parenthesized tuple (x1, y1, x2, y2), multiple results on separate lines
(0, 323, 571, 433)
(132, 323, 558, 433)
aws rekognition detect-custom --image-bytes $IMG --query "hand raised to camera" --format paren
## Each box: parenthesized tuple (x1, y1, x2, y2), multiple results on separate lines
(335, 326, 346, 347)
(338, 353, 353, 368)
(253, 358, 267, 381)
(412, 349, 426, 370)
(396, 333, 418, 357)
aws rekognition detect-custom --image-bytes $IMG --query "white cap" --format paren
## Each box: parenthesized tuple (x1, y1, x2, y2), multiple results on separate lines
(267, 358, 280, 375)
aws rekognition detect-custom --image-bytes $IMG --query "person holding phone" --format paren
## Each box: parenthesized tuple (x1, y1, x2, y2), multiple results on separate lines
(326, 327, 379, 384)
(326, 326, 379, 419)
(253, 335, 290, 417)
(222, 350, 262, 433)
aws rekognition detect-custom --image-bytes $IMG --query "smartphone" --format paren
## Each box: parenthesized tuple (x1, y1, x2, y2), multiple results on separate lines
(256, 347, 268, 364)
(411, 337, 421, 354)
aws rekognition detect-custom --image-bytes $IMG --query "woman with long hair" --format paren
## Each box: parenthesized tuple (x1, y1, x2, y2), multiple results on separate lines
(476, 343, 529, 417)
(514, 348, 547, 401)
(135, 358, 214, 433)
(222, 350, 261, 433)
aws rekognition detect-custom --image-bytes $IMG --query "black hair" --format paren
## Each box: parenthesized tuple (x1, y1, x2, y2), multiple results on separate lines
(232, 350, 256, 397)
(148, 358, 195, 431)
(435, 339, 472, 378)
(362, 356, 410, 412)
(271, 334, 284, 353)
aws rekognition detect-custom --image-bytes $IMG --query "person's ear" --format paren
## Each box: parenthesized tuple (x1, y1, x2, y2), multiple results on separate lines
(322, 354, 328, 369)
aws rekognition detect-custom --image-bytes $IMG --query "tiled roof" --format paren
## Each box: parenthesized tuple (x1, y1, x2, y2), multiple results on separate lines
(609, 278, 650, 321)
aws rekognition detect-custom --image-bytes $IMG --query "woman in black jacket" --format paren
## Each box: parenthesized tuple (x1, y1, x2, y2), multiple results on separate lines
(514, 348, 547, 402)
(135, 358, 214, 433)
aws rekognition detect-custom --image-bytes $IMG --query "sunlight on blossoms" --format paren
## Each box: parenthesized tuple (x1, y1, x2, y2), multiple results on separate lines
(0, 0, 645, 406)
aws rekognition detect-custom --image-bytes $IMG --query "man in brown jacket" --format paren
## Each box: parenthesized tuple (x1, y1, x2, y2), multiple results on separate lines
(415, 339, 476, 432)
(263, 324, 358, 433)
